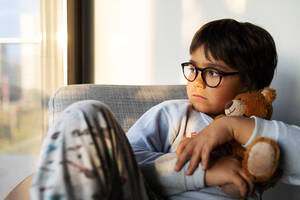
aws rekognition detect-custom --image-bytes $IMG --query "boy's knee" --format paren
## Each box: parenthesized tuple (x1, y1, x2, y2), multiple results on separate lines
(48, 100, 117, 141)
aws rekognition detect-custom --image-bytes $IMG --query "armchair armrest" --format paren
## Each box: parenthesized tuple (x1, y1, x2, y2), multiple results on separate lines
(5, 173, 33, 200)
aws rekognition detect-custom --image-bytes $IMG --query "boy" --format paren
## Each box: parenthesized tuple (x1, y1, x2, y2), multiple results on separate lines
(31, 19, 300, 200)
(126, 18, 277, 199)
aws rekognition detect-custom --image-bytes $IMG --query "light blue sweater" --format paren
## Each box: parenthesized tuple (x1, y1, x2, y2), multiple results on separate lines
(127, 99, 300, 199)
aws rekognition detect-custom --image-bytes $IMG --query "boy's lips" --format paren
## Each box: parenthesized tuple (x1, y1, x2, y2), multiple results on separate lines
(193, 94, 207, 99)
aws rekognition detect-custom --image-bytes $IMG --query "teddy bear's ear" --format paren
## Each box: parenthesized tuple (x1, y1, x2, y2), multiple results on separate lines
(261, 87, 276, 103)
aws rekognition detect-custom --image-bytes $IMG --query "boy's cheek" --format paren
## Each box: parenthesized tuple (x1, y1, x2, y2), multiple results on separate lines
(187, 84, 205, 96)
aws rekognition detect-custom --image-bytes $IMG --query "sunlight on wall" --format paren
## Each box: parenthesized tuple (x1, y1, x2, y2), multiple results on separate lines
(180, 0, 204, 84)
(181, 0, 203, 47)
(94, 0, 154, 85)
(225, 0, 247, 14)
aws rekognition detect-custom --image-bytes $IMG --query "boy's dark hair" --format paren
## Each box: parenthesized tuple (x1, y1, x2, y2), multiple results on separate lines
(190, 18, 277, 90)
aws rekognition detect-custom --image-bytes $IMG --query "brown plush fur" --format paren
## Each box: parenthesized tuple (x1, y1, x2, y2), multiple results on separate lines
(233, 88, 275, 120)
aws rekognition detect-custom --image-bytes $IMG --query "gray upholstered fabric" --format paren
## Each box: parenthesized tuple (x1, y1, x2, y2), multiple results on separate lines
(49, 84, 187, 132)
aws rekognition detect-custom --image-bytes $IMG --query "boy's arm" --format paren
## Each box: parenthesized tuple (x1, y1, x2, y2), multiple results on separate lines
(176, 116, 300, 186)
(136, 152, 206, 195)
(126, 103, 206, 196)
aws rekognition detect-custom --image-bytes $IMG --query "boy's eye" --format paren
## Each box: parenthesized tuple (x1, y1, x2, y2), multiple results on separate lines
(188, 66, 196, 73)
(207, 69, 220, 77)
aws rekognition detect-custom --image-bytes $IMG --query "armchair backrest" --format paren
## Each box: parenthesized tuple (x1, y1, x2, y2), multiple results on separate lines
(49, 84, 187, 132)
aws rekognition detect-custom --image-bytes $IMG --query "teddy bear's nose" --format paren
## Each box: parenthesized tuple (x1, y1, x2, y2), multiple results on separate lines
(225, 101, 233, 109)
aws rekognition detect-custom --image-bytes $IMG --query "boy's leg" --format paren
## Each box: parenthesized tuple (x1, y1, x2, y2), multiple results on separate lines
(30, 100, 158, 200)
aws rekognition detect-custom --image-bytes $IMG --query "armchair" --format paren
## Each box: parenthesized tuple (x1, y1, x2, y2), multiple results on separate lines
(5, 84, 300, 199)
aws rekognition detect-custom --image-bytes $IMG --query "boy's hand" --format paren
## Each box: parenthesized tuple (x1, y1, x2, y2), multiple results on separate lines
(205, 156, 254, 198)
(174, 117, 255, 174)
(175, 117, 234, 174)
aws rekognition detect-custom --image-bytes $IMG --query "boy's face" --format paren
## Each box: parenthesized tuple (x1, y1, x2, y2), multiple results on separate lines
(187, 46, 246, 115)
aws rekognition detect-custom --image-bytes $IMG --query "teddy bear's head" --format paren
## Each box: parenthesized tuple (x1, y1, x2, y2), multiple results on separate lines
(224, 88, 276, 120)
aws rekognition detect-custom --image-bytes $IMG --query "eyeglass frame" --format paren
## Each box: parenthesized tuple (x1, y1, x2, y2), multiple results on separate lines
(181, 62, 239, 88)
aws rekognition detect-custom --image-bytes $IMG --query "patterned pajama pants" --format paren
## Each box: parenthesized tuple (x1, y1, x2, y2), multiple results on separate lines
(30, 100, 161, 200)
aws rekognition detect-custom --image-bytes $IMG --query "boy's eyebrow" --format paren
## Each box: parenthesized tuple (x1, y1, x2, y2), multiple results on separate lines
(189, 59, 230, 71)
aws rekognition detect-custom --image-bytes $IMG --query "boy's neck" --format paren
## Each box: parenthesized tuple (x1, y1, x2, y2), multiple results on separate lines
(191, 105, 224, 119)
(208, 113, 219, 119)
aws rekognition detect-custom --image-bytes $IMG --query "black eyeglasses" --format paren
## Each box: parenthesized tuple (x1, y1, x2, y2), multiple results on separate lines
(181, 62, 239, 88)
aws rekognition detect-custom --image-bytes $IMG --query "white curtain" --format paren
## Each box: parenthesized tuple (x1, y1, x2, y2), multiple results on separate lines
(40, 0, 67, 135)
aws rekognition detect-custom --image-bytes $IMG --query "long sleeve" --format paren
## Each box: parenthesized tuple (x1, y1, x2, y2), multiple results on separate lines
(245, 116, 300, 185)
(126, 100, 206, 196)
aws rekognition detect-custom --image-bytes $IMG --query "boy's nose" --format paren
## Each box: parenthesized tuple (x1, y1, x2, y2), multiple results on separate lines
(194, 75, 206, 88)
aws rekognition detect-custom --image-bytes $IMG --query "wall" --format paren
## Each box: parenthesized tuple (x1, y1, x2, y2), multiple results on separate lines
(94, 1, 300, 198)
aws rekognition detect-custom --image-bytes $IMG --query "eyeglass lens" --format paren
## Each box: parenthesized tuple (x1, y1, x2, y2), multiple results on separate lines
(183, 64, 221, 87)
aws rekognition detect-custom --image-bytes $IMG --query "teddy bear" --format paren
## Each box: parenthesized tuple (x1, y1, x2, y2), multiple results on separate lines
(215, 87, 282, 198)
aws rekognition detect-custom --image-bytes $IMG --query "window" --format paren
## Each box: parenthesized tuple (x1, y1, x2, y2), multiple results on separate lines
(0, 0, 66, 198)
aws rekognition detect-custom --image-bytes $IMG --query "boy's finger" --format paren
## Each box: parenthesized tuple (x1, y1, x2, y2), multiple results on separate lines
(176, 143, 184, 157)
(232, 172, 247, 198)
(201, 146, 211, 170)
(176, 139, 189, 156)
(186, 149, 202, 175)
(239, 171, 254, 196)
(174, 148, 192, 171)
(174, 156, 188, 172)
